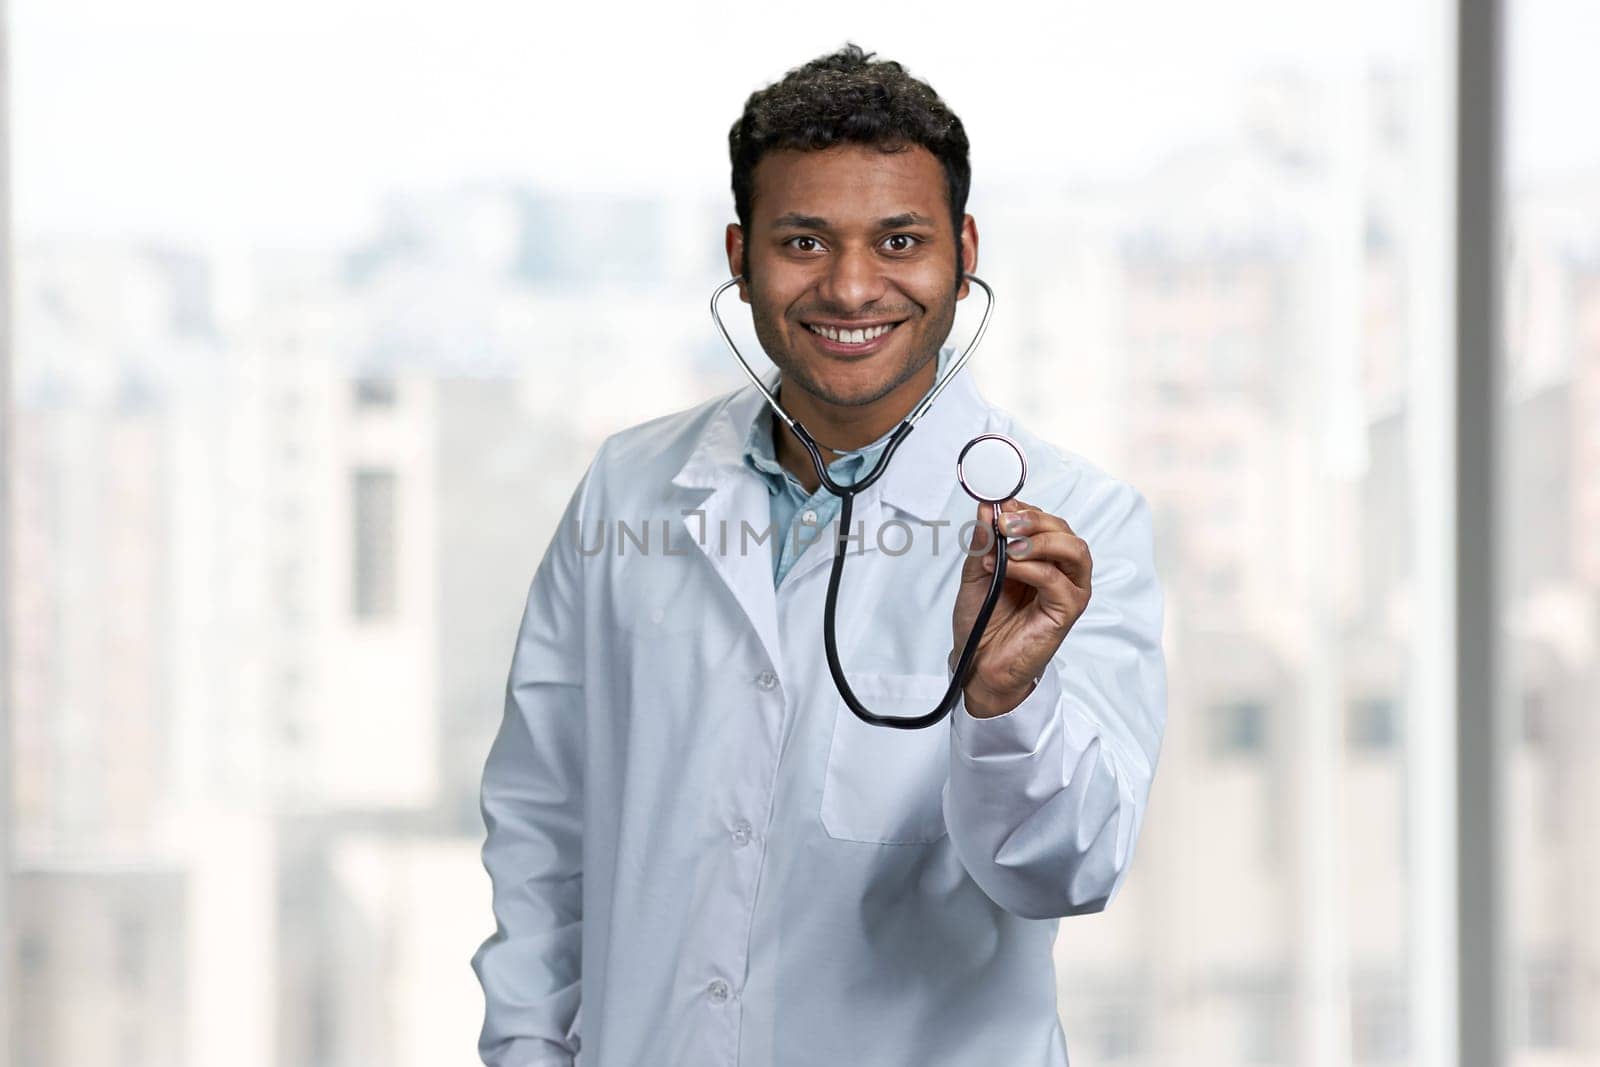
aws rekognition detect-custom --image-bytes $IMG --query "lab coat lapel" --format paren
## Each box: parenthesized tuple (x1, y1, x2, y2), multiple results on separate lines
(670, 389, 785, 679)
(876, 361, 989, 523)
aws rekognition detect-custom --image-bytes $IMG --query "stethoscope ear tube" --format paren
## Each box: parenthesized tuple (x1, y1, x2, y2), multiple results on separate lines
(823, 494, 1010, 730)
(792, 420, 917, 498)
(708, 273, 995, 439)
(708, 271, 1007, 730)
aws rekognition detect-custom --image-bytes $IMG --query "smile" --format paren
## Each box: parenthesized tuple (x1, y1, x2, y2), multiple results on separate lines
(806, 322, 896, 343)
(803, 320, 903, 356)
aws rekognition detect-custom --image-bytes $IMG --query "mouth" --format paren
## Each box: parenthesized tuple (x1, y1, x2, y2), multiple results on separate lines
(802, 319, 906, 358)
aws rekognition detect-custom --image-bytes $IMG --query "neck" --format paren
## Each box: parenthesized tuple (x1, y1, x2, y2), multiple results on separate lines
(773, 357, 938, 493)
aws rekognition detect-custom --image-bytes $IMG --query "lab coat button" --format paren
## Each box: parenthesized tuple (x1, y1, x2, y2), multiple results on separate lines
(731, 820, 753, 847)
(801, 509, 818, 525)
(755, 670, 778, 691)
(707, 978, 731, 1003)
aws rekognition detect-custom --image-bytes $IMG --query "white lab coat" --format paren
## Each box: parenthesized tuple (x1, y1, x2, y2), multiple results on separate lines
(472, 361, 1168, 1066)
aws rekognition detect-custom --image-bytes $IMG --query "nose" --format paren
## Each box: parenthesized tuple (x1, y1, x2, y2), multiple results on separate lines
(815, 241, 887, 312)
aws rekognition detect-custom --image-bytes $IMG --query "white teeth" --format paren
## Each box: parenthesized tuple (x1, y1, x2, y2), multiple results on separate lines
(808, 323, 895, 344)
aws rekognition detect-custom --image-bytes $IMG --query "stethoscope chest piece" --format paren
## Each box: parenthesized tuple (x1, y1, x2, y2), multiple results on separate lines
(957, 433, 1027, 505)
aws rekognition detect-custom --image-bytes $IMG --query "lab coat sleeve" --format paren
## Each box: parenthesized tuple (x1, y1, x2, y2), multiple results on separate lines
(471, 460, 597, 1067)
(944, 478, 1167, 921)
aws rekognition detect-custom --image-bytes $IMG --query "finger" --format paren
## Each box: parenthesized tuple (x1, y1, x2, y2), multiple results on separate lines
(960, 502, 998, 550)
(1004, 530, 1092, 585)
(985, 554, 1086, 621)
(997, 500, 1073, 537)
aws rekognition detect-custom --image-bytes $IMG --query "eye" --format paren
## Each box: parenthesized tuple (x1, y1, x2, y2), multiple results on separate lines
(785, 235, 825, 253)
(882, 233, 922, 253)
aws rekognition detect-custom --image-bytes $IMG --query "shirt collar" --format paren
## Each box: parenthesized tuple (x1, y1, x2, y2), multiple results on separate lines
(675, 343, 986, 523)
(739, 367, 919, 496)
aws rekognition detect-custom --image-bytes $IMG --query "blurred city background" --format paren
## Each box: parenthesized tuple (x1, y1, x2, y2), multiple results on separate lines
(5, 1, 1597, 1065)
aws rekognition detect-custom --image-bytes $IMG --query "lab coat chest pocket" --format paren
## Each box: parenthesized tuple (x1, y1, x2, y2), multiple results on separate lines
(820, 672, 952, 844)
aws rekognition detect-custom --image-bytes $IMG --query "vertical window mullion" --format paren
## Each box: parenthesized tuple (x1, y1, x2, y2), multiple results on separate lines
(1456, 1, 1511, 1065)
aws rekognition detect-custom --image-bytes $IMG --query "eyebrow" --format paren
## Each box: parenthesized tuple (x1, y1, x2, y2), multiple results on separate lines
(771, 211, 939, 231)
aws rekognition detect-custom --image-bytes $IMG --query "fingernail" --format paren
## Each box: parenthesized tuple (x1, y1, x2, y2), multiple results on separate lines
(1002, 514, 1023, 533)
(982, 554, 995, 570)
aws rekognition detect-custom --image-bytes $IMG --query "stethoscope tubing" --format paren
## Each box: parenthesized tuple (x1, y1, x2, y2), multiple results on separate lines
(823, 492, 1010, 729)
(708, 272, 1007, 729)
(709, 274, 996, 451)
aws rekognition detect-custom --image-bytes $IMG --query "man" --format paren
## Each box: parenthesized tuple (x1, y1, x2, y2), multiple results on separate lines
(472, 44, 1167, 1067)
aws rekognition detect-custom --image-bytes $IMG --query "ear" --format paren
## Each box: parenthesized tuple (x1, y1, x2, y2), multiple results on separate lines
(725, 224, 751, 303)
(956, 214, 979, 301)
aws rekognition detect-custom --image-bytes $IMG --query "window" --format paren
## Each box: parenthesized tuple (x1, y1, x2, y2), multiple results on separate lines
(352, 375, 397, 408)
(1240, 983, 1290, 1063)
(1209, 699, 1267, 758)
(1085, 992, 1146, 1061)
(1351, 976, 1410, 1061)
(1347, 696, 1399, 752)
(1517, 688, 1547, 748)
(114, 910, 147, 991)
(351, 468, 398, 620)
(1517, 955, 1572, 1050)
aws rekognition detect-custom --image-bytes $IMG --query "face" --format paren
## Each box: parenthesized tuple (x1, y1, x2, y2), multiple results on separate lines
(725, 143, 979, 410)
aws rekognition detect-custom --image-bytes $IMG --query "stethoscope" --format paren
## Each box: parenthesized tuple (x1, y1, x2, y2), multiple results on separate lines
(709, 272, 1027, 730)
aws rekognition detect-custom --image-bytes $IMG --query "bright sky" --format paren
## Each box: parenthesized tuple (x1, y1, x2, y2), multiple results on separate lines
(13, 0, 1597, 247)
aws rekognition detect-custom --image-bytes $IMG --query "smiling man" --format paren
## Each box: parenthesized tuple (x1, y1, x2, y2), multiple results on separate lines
(472, 44, 1168, 1067)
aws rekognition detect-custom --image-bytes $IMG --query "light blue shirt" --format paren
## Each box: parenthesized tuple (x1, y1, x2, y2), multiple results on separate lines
(472, 360, 1168, 1067)
(740, 347, 951, 586)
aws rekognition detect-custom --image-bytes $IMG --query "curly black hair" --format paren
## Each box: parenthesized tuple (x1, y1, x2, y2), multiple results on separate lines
(728, 43, 971, 281)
